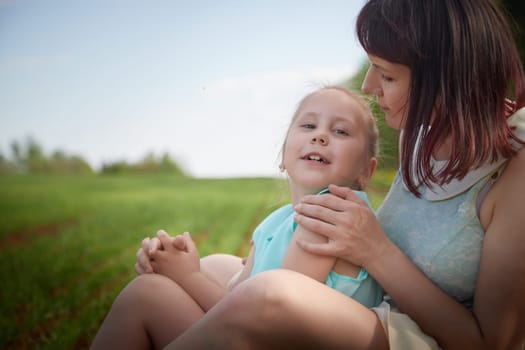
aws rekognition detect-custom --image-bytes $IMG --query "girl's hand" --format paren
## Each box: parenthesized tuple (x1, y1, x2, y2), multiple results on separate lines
(293, 184, 388, 268)
(150, 231, 201, 285)
(134, 230, 166, 274)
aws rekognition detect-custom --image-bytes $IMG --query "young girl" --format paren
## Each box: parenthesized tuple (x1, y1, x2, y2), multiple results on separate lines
(200, 86, 381, 304)
(90, 86, 383, 349)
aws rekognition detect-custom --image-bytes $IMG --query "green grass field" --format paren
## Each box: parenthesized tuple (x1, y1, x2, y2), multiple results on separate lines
(0, 171, 394, 349)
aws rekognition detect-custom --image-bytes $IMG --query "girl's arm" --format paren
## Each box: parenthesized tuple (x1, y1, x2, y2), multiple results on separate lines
(281, 223, 335, 283)
(294, 150, 525, 350)
(150, 232, 227, 312)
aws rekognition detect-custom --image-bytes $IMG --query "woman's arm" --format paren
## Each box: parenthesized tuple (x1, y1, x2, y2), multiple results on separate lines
(294, 161, 525, 350)
(474, 149, 525, 348)
(382, 151, 525, 348)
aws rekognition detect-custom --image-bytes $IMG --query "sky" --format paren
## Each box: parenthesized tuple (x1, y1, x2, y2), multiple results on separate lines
(0, 0, 368, 178)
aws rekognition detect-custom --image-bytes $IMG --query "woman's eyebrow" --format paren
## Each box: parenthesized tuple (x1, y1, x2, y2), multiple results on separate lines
(372, 63, 391, 73)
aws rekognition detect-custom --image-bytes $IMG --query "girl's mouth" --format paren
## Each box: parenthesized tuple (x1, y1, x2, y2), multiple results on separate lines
(303, 154, 329, 164)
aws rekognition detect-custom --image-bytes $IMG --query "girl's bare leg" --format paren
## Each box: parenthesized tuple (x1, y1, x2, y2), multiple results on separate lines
(90, 274, 204, 350)
(200, 253, 244, 288)
(168, 269, 388, 350)
(90, 254, 243, 350)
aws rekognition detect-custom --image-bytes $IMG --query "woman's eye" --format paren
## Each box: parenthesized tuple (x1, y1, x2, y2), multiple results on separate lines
(381, 74, 394, 82)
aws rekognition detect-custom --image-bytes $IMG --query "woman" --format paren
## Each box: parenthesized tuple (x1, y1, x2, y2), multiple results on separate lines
(157, 0, 525, 349)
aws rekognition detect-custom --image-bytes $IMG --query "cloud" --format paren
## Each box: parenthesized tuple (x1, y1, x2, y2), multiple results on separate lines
(205, 65, 357, 96)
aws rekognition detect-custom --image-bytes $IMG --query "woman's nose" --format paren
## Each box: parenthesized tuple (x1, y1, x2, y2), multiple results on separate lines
(361, 68, 382, 96)
(311, 135, 328, 145)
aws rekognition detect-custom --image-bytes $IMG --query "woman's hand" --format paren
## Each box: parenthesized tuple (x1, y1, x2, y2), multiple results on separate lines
(134, 230, 169, 274)
(293, 184, 388, 268)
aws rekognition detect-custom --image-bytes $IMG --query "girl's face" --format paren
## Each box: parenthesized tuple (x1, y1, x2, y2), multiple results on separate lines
(282, 89, 375, 196)
(362, 54, 411, 130)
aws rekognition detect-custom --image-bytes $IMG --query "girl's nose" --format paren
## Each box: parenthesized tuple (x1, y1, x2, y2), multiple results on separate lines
(311, 135, 328, 146)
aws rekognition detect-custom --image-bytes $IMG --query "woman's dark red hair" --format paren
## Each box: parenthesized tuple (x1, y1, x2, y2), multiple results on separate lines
(356, 0, 525, 195)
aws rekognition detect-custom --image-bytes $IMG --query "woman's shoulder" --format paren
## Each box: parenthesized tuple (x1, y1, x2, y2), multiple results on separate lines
(497, 148, 525, 193)
(480, 148, 525, 229)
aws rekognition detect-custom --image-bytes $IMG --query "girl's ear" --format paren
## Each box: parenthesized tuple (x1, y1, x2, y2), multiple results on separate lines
(279, 163, 285, 172)
(359, 157, 377, 188)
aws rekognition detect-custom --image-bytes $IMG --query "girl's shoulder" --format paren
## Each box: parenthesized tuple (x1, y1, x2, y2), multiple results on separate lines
(254, 204, 294, 232)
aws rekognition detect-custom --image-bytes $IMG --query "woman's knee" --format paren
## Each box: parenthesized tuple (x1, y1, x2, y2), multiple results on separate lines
(196, 270, 318, 349)
(224, 270, 306, 325)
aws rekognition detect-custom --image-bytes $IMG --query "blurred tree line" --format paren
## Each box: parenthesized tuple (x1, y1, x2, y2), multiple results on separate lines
(100, 152, 185, 176)
(0, 137, 92, 175)
(0, 137, 186, 176)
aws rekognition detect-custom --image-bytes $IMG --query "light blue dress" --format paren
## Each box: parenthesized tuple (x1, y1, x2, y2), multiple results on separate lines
(376, 166, 502, 307)
(376, 108, 525, 308)
(250, 190, 384, 308)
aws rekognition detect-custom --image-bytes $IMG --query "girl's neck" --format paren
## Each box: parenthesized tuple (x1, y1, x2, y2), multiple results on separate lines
(290, 184, 323, 206)
(289, 182, 356, 205)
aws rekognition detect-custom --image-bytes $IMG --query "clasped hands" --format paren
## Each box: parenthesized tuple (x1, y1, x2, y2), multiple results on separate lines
(135, 230, 201, 285)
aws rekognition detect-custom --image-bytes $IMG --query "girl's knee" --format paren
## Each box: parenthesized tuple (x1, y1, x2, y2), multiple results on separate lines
(114, 274, 174, 309)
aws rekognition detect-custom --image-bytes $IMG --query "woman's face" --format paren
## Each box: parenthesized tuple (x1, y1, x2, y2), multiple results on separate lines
(361, 54, 411, 130)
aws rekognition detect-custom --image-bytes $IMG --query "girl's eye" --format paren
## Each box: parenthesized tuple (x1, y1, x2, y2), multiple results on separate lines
(301, 123, 315, 129)
(334, 128, 349, 136)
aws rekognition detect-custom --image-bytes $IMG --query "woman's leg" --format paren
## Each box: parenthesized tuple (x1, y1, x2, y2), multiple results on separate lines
(168, 269, 389, 350)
